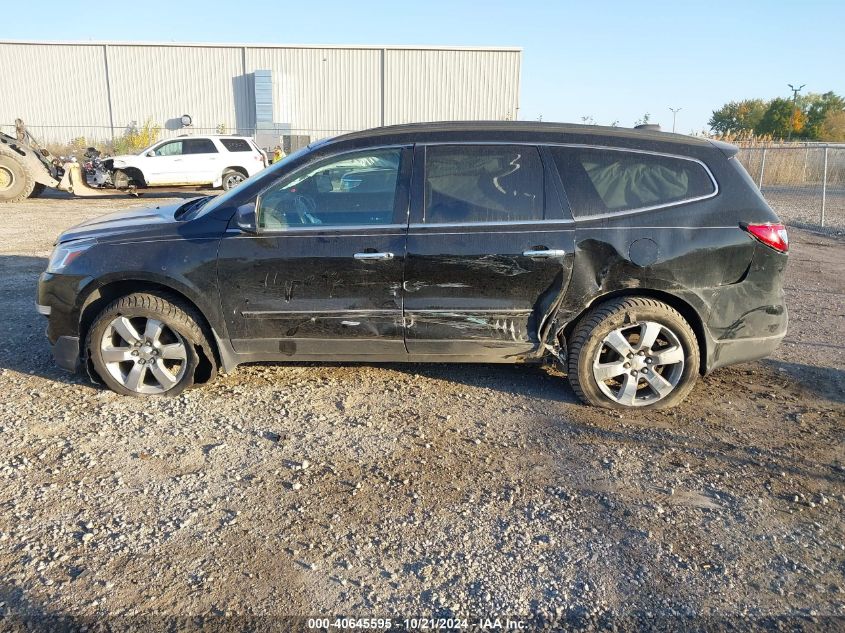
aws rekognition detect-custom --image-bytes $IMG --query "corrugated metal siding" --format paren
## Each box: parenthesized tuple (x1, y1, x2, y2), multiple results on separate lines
(245, 47, 381, 136)
(106, 45, 244, 135)
(0, 43, 112, 138)
(0, 42, 520, 144)
(253, 70, 273, 124)
(383, 49, 520, 124)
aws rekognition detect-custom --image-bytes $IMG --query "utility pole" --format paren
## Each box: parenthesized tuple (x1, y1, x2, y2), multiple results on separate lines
(787, 83, 805, 140)
(669, 107, 682, 133)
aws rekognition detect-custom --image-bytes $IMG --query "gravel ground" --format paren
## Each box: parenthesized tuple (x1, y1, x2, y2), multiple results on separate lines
(0, 191, 843, 631)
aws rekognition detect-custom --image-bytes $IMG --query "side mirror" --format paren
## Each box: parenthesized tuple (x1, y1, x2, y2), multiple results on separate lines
(235, 201, 258, 233)
(146, 151, 155, 157)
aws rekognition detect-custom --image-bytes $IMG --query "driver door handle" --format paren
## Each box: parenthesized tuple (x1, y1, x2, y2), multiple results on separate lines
(354, 252, 394, 261)
(523, 249, 566, 258)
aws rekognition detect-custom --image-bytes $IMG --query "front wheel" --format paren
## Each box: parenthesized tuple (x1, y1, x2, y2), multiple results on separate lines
(567, 297, 700, 409)
(87, 293, 214, 397)
(0, 148, 36, 202)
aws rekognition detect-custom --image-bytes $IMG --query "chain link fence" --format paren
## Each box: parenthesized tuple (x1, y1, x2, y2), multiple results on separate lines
(735, 144, 845, 231)
(0, 123, 352, 156)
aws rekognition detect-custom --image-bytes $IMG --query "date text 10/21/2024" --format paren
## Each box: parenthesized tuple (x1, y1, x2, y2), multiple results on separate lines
(306, 617, 527, 630)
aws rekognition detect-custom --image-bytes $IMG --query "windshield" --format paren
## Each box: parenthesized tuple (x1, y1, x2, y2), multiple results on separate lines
(199, 145, 314, 216)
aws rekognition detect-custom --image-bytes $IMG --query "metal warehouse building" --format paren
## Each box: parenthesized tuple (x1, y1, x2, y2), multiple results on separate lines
(0, 41, 521, 148)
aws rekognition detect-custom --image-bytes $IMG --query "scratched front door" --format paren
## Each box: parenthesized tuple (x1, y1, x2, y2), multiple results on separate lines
(216, 147, 412, 358)
(403, 144, 576, 358)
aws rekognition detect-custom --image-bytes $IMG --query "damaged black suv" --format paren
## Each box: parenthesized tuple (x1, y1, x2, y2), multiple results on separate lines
(37, 122, 788, 408)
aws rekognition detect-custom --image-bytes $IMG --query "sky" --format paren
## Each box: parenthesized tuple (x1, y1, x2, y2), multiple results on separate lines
(12, 0, 845, 134)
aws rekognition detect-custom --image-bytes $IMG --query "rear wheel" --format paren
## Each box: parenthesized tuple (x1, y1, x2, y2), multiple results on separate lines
(221, 169, 246, 191)
(87, 292, 215, 397)
(0, 148, 36, 202)
(567, 297, 699, 409)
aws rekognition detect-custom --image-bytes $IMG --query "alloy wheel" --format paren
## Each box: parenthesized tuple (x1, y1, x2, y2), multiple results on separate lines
(224, 173, 245, 190)
(100, 316, 188, 394)
(592, 320, 685, 407)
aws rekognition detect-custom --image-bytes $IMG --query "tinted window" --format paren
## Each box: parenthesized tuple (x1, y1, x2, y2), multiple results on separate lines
(424, 145, 544, 224)
(183, 138, 218, 154)
(550, 147, 715, 216)
(220, 138, 252, 152)
(258, 148, 401, 230)
(153, 141, 182, 156)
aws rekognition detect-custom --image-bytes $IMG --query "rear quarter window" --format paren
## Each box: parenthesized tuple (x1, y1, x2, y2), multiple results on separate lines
(220, 138, 253, 152)
(550, 146, 716, 217)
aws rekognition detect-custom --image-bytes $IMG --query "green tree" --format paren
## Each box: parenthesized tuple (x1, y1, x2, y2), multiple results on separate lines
(820, 110, 845, 141)
(804, 91, 845, 139)
(708, 99, 766, 135)
(756, 98, 795, 138)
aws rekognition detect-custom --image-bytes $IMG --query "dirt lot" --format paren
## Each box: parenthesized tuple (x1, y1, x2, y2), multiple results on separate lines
(0, 191, 843, 630)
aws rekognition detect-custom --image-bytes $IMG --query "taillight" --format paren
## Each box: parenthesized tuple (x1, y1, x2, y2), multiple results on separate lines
(743, 223, 789, 253)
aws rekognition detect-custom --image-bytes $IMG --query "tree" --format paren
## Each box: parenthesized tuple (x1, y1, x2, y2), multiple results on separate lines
(708, 99, 766, 135)
(756, 98, 795, 138)
(820, 110, 845, 141)
(804, 91, 845, 139)
(634, 113, 650, 126)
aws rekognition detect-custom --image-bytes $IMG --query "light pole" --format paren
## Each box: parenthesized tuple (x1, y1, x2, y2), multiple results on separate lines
(787, 83, 805, 140)
(669, 107, 682, 133)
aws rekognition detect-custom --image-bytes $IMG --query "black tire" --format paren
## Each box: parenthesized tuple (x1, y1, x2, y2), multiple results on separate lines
(0, 147, 37, 202)
(86, 292, 216, 397)
(567, 297, 700, 410)
(29, 183, 46, 198)
(112, 169, 132, 189)
(221, 169, 246, 191)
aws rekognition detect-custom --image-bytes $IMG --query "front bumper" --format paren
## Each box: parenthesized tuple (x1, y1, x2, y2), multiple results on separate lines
(38, 271, 91, 372)
(52, 336, 80, 372)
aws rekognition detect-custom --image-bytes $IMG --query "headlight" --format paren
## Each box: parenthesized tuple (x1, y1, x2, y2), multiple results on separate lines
(47, 239, 95, 273)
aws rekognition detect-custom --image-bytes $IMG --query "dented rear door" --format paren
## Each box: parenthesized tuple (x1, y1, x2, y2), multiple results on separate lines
(403, 144, 575, 358)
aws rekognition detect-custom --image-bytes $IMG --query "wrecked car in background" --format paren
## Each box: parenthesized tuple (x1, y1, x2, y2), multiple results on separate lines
(104, 135, 267, 191)
(36, 121, 788, 408)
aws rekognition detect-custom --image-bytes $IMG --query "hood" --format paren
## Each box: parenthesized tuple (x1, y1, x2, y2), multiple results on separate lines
(58, 201, 187, 244)
(106, 154, 140, 165)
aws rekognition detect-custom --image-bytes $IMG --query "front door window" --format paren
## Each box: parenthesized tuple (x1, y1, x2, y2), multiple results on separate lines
(257, 148, 402, 230)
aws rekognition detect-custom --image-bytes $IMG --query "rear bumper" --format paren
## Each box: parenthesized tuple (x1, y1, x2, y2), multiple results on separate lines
(707, 329, 786, 374)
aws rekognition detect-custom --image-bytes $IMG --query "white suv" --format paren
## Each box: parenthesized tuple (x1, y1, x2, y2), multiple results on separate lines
(106, 136, 267, 191)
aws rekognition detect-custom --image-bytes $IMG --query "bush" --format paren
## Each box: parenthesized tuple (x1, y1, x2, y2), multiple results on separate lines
(111, 119, 161, 155)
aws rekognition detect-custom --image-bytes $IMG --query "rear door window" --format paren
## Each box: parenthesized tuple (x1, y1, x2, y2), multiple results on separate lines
(220, 138, 252, 152)
(549, 146, 716, 217)
(182, 138, 218, 154)
(424, 145, 544, 224)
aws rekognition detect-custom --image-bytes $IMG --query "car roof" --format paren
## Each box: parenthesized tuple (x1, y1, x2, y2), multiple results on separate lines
(172, 135, 253, 140)
(326, 121, 718, 155)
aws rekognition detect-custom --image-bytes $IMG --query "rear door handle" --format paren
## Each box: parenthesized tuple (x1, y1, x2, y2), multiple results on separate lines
(523, 249, 566, 258)
(354, 252, 394, 261)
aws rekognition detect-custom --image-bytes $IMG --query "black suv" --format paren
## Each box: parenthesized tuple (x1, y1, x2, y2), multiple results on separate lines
(37, 122, 788, 409)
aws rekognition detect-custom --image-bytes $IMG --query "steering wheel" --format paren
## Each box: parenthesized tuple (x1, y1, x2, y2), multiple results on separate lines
(261, 191, 320, 227)
(290, 193, 321, 225)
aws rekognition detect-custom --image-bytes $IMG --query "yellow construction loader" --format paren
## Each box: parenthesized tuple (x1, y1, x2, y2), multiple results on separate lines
(0, 119, 127, 202)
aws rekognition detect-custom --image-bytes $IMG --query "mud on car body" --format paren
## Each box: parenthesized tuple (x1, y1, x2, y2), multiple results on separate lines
(37, 122, 788, 408)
